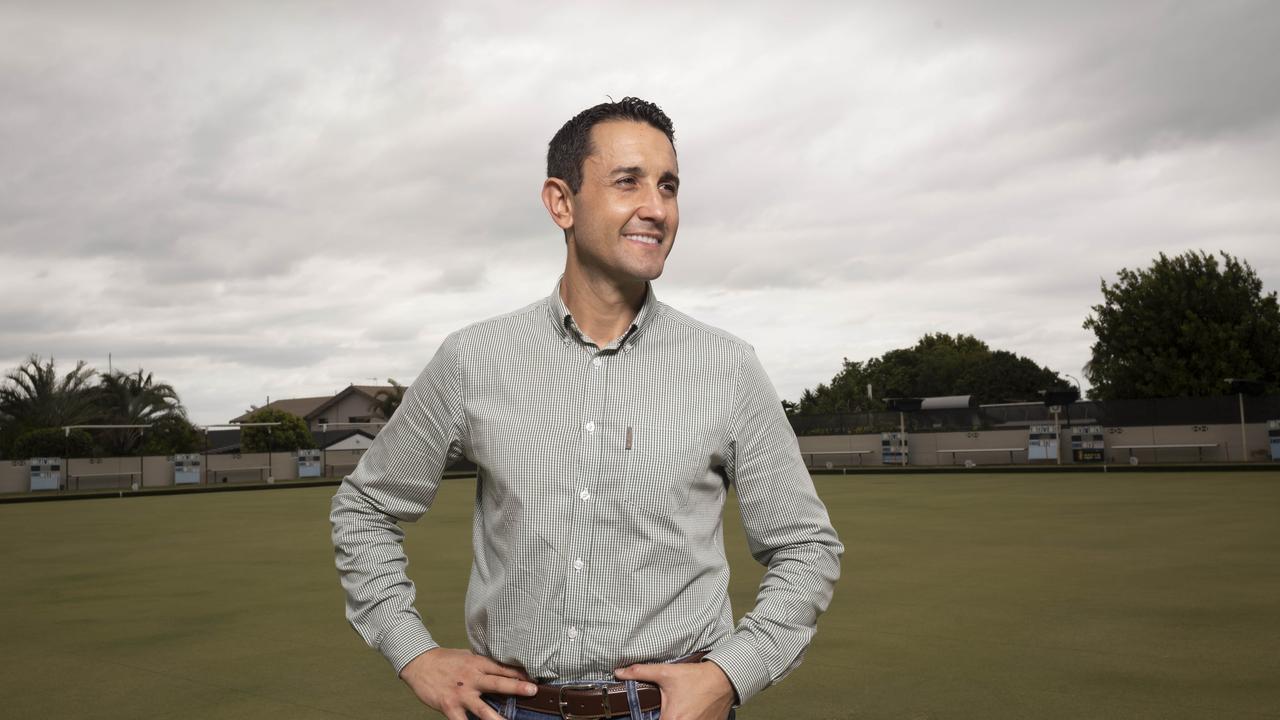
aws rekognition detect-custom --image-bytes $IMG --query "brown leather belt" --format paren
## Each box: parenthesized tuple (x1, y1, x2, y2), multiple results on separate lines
(487, 652, 708, 719)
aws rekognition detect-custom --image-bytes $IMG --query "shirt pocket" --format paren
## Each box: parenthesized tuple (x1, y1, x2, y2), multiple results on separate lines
(620, 423, 706, 517)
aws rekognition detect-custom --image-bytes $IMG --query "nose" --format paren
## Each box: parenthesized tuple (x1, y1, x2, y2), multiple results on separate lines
(636, 183, 668, 225)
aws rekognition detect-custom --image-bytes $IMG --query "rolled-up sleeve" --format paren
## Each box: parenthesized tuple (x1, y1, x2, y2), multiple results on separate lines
(329, 331, 468, 675)
(705, 345, 843, 704)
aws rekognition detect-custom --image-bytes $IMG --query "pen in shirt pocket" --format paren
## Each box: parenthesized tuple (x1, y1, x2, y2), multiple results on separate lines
(625, 426, 633, 450)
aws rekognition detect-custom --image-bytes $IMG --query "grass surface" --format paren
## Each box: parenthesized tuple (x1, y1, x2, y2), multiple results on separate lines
(1, 472, 1278, 719)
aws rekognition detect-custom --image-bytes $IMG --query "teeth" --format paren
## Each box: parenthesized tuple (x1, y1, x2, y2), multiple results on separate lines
(625, 234, 660, 245)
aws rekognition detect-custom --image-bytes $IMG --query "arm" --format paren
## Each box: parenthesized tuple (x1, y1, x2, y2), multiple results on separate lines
(702, 345, 844, 705)
(331, 332, 537, 719)
(329, 330, 468, 673)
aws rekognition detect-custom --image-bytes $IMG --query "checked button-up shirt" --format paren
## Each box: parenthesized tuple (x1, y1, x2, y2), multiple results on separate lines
(330, 277, 842, 704)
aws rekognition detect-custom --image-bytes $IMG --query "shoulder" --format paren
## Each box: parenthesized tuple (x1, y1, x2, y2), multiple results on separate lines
(652, 300, 755, 358)
(451, 296, 548, 344)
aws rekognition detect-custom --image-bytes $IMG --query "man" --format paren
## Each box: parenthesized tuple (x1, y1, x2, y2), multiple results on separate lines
(331, 97, 842, 720)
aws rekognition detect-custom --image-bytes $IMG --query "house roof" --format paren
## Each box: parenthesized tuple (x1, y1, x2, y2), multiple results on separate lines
(230, 396, 331, 423)
(318, 428, 377, 449)
(228, 383, 399, 426)
(304, 384, 394, 422)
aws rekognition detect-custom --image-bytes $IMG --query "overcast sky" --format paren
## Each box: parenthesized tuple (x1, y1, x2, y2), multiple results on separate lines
(2, 1, 1278, 425)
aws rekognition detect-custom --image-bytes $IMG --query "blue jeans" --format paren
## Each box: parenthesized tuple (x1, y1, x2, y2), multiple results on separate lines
(467, 679, 736, 719)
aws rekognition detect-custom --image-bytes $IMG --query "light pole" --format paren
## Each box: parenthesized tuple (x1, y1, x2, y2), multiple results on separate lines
(203, 427, 210, 485)
(1226, 379, 1263, 462)
(1063, 374, 1084, 422)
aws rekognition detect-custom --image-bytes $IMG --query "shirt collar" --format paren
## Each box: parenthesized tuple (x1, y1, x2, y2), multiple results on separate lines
(547, 275, 659, 350)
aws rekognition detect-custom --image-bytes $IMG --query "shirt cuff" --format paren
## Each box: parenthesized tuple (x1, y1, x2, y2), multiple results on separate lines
(379, 616, 440, 676)
(704, 633, 773, 705)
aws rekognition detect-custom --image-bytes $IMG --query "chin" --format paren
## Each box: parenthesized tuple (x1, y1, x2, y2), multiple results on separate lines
(631, 263, 665, 282)
(629, 255, 670, 282)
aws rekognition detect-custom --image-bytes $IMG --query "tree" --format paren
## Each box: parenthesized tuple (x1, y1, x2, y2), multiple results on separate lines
(12, 428, 95, 459)
(794, 333, 1065, 414)
(1083, 251, 1280, 399)
(95, 369, 186, 455)
(240, 408, 316, 453)
(370, 379, 407, 421)
(0, 356, 98, 458)
(140, 414, 202, 455)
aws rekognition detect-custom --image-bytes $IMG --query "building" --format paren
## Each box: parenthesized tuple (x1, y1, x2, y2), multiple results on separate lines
(224, 382, 475, 470)
(220, 383, 402, 454)
(231, 384, 398, 433)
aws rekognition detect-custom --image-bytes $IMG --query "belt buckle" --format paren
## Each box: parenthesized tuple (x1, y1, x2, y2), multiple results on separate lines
(556, 682, 611, 720)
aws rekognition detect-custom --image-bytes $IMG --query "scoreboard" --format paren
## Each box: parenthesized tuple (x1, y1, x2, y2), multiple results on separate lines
(1028, 424, 1058, 461)
(1070, 425, 1105, 463)
(297, 449, 323, 478)
(172, 454, 201, 485)
(29, 457, 63, 491)
(881, 432, 908, 465)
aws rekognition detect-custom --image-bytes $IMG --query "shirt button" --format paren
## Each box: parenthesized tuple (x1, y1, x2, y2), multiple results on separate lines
(567, 626, 579, 640)
(579, 489, 591, 501)
(573, 558, 584, 571)
(592, 357, 602, 368)
(584, 421, 595, 433)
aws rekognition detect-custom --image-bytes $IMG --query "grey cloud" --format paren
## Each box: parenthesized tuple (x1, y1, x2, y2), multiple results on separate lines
(912, 1, 1280, 155)
(0, 305, 77, 334)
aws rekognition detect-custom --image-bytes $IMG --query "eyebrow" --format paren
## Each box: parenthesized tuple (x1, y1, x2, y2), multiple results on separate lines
(610, 165, 680, 187)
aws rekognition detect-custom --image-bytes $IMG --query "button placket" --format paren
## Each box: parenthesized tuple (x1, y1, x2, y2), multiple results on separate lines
(562, 342, 609, 672)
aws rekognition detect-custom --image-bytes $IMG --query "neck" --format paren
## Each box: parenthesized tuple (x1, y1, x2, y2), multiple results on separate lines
(559, 261, 646, 348)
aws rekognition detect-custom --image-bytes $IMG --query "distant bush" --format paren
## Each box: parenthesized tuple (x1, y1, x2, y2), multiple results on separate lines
(240, 408, 315, 452)
(12, 428, 95, 459)
(140, 414, 203, 455)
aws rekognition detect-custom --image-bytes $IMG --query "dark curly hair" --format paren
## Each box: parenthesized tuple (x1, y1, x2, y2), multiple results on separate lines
(547, 97, 676, 195)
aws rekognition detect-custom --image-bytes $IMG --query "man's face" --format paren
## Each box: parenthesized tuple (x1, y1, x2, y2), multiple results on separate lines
(568, 120, 680, 284)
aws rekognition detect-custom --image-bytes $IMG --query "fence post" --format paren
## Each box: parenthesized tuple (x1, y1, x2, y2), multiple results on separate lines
(1238, 392, 1248, 462)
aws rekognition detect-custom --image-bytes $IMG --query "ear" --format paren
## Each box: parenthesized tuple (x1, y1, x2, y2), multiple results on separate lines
(542, 178, 574, 232)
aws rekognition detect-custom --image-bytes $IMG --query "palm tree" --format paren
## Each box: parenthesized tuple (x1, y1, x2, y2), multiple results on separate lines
(95, 369, 186, 456)
(0, 356, 98, 456)
(370, 379, 407, 421)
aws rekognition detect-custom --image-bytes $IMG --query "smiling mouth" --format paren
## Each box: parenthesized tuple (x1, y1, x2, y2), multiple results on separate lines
(623, 233, 662, 246)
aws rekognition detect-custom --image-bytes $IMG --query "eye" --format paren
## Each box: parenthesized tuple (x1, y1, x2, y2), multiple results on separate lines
(660, 181, 679, 195)
(616, 176, 637, 187)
